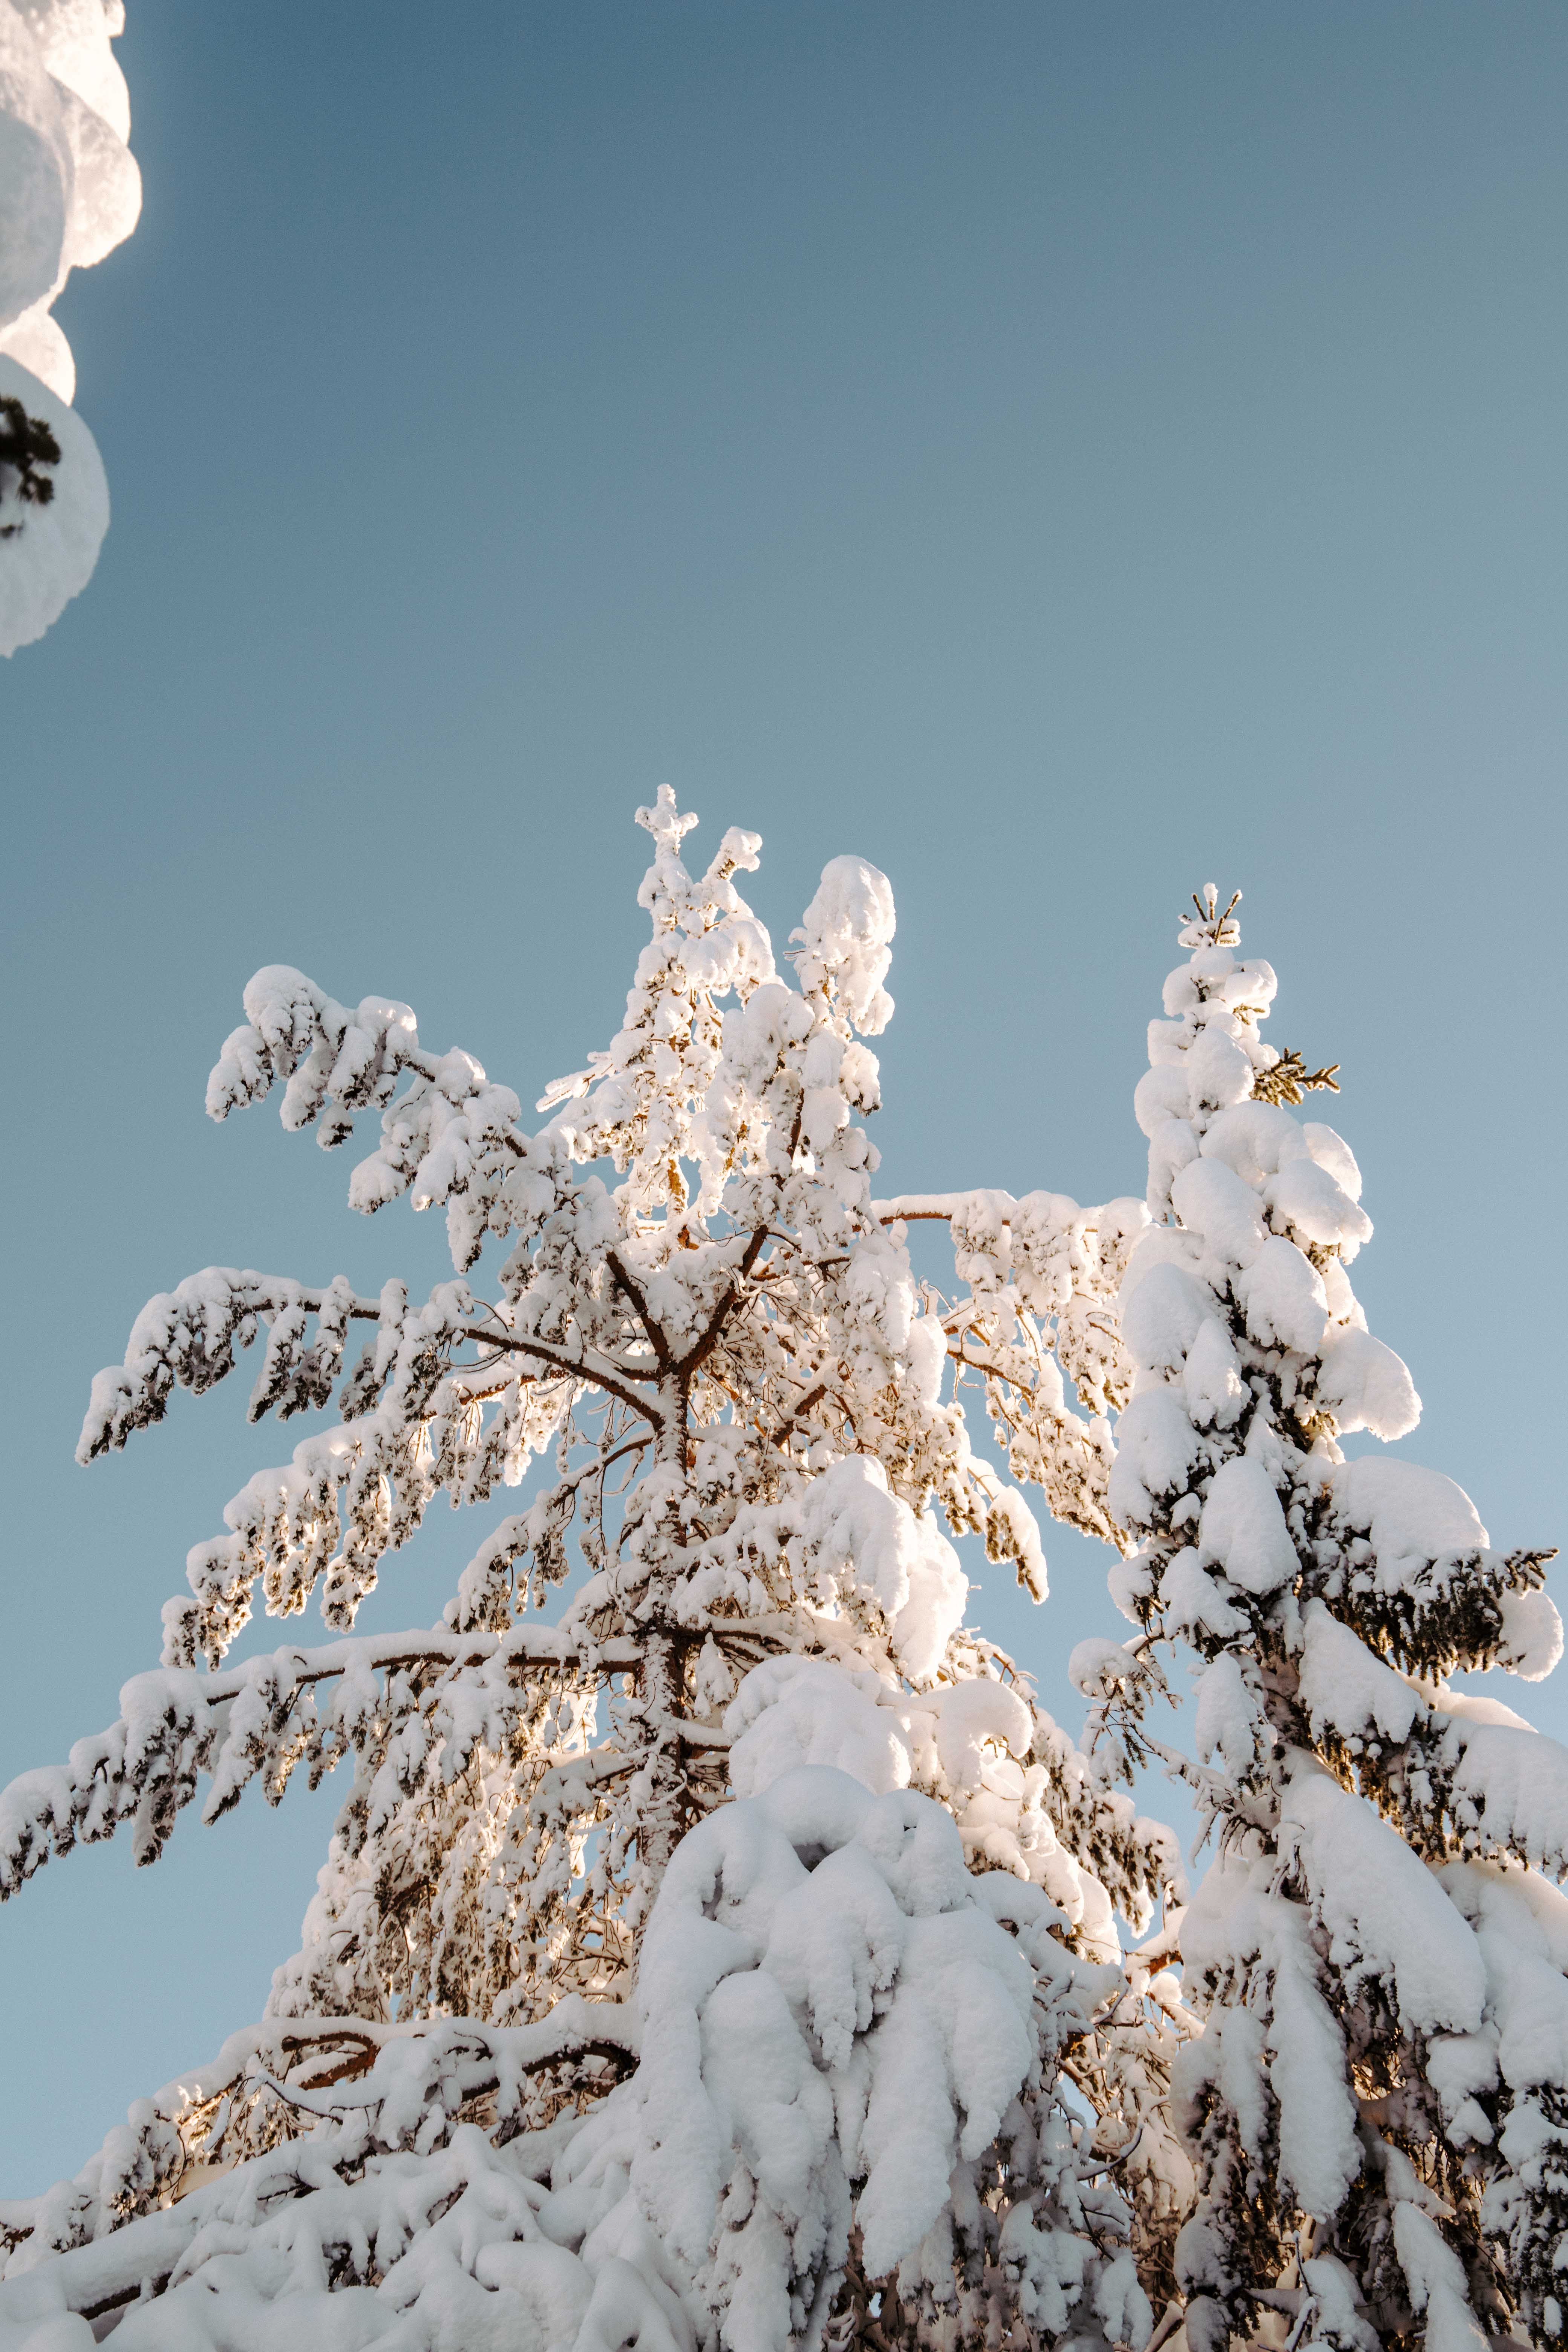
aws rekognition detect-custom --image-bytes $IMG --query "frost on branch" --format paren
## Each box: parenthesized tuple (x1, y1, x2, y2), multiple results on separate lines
(0, 792, 1182, 2352)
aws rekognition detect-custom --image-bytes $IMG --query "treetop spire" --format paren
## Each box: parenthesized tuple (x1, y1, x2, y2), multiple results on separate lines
(1179, 884, 1243, 952)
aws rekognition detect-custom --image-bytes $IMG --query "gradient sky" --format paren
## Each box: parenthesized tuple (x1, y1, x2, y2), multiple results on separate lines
(2, 1, 1565, 2193)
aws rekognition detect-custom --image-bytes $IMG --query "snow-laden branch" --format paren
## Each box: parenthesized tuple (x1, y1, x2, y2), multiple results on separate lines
(0, 1623, 641, 1900)
(0, 2000, 639, 2332)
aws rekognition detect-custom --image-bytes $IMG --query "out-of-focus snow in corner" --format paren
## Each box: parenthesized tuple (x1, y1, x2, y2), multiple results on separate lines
(0, 0, 136, 648)
(0, 354, 108, 653)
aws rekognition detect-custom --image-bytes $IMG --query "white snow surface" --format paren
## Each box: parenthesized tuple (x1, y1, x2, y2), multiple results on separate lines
(0, 354, 106, 653)
(0, 0, 70, 328)
(630, 1765, 1055, 2310)
(1284, 1766, 1485, 2037)
(1324, 1455, 1489, 1577)
(1314, 1325, 1420, 1440)
(1196, 1457, 1297, 1597)
(0, 0, 136, 630)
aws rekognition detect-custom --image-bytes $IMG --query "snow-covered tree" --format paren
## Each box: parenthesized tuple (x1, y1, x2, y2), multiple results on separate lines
(1077, 886, 1565, 2352)
(0, 793, 1182, 2352)
(0, 0, 140, 651)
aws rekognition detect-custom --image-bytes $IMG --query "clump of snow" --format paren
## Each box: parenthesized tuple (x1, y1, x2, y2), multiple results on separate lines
(1325, 1455, 1488, 1577)
(1196, 1457, 1297, 1597)
(0, 0, 137, 636)
(790, 856, 896, 1035)
(0, 352, 106, 654)
(1314, 1325, 1420, 1439)
(726, 1655, 913, 1798)
(1496, 1586, 1565, 1683)
(0, 2, 71, 329)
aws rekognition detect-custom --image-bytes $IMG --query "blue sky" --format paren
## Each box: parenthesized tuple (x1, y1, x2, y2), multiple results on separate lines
(2, 1, 1565, 2191)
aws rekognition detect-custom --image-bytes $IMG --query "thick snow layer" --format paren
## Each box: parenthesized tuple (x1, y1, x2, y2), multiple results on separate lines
(1264, 1154, 1371, 1257)
(1120, 1261, 1219, 1377)
(1285, 1767, 1485, 2035)
(1182, 1316, 1246, 1431)
(12, 0, 130, 141)
(0, 295, 70, 397)
(1314, 1325, 1420, 1440)
(726, 1656, 913, 1798)
(1439, 1713, 1568, 1879)
(1300, 1120, 1361, 1202)
(1326, 1455, 1489, 1579)
(1159, 1549, 1246, 1643)
(1233, 1236, 1328, 1355)
(693, 1457, 971, 1687)
(1106, 1389, 1205, 1527)
(0, 0, 136, 641)
(0, 355, 106, 652)
(1496, 1585, 1565, 1681)
(1192, 1653, 1265, 1781)
(1178, 1857, 1363, 2222)
(790, 855, 896, 1036)
(1196, 1099, 1308, 1185)
(1196, 1457, 1297, 1597)
(54, 74, 137, 270)
(1297, 1602, 1418, 1750)
(0, 2, 70, 328)
(1390, 2186, 1490, 2352)
(1170, 1157, 1266, 1269)
(627, 1766, 1083, 2336)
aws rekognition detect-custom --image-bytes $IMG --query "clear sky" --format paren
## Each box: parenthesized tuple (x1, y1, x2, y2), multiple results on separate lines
(2, 1, 1565, 2193)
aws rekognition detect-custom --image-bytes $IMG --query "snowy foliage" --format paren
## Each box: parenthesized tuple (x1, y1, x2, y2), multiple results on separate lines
(1080, 885, 1563, 2352)
(0, 796, 1182, 2352)
(1, 835, 1559, 2352)
(0, 0, 138, 650)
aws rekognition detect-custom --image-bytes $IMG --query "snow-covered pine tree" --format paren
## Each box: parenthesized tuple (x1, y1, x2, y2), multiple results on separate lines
(1080, 885, 1565, 2352)
(0, 792, 1182, 2352)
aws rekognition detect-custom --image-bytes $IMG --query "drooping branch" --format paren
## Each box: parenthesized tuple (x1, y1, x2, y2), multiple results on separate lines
(0, 1622, 644, 1901)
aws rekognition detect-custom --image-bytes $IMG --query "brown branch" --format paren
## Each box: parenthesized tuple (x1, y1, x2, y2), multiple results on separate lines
(455, 1325, 659, 1423)
(770, 1379, 829, 1450)
(678, 1104, 804, 1380)
(605, 1250, 674, 1374)
(678, 1220, 771, 1379)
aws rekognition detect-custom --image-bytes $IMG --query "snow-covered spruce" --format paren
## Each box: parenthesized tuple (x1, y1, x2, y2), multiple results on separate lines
(1076, 886, 1563, 2352)
(0, 793, 1182, 2352)
(0, 0, 140, 650)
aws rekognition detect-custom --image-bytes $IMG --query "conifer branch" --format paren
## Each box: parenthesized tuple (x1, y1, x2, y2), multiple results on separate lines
(1253, 1047, 1341, 1105)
